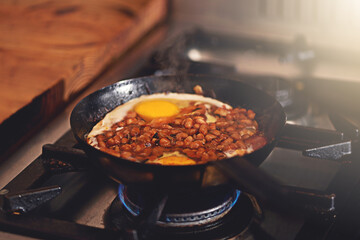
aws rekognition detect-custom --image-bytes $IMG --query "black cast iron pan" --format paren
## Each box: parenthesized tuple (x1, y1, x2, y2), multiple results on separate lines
(71, 74, 337, 213)
(71, 74, 285, 189)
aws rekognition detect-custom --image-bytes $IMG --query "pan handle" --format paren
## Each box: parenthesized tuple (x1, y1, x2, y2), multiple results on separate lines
(212, 157, 335, 215)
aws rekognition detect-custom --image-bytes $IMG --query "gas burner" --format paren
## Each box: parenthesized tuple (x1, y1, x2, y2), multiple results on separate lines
(105, 186, 261, 239)
(119, 185, 241, 227)
(237, 76, 308, 120)
(151, 29, 311, 120)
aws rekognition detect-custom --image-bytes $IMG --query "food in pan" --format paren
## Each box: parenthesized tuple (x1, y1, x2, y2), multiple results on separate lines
(87, 86, 266, 165)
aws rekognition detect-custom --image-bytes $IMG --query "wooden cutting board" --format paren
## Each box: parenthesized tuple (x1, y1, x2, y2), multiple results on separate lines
(0, 0, 167, 159)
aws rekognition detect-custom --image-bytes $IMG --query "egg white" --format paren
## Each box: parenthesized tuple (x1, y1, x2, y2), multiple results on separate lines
(87, 92, 232, 147)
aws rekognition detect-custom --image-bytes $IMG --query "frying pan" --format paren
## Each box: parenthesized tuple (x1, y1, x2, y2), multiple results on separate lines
(70, 74, 286, 193)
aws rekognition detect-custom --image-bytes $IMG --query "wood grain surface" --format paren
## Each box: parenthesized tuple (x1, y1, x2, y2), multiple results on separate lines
(0, 0, 167, 159)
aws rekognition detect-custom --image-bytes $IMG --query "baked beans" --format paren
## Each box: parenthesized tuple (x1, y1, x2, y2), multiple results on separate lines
(88, 102, 266, 164)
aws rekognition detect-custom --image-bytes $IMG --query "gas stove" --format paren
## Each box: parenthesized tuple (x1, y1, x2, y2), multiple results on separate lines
(1, 29, 360, 240)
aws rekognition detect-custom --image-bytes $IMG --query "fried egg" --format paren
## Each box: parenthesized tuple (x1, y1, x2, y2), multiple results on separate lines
(134, 100, 180, 121)
(87, 92, 233, 165)
(147, 152, 197, 165)
(87, 92, 231, 139)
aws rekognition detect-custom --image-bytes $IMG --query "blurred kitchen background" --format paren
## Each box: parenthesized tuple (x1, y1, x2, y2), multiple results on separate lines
(175, 0, 360, 51)
(173, 0, 360, 80)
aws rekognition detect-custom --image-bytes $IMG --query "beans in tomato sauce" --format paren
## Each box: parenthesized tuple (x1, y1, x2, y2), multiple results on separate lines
(88, 102, 266, 164)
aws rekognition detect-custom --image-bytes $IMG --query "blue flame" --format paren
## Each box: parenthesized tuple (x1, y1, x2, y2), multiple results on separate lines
(231, 189, 241, 208)
(118, 184, 140, 216)
(118, 185, 241, 218)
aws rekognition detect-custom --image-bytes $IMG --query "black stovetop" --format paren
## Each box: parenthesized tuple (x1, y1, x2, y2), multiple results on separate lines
(0, 120, 359, 239)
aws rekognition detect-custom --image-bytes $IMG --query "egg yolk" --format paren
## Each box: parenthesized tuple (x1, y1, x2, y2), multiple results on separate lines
(149, 156, 196, 165)
(134, 100, 179, 121)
